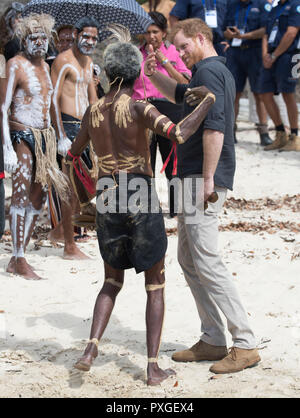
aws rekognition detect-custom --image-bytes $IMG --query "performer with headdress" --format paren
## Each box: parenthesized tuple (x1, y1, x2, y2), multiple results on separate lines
(0, 13, 69, 280)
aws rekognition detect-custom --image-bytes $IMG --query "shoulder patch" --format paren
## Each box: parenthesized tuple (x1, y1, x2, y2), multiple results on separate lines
(264, 3, 272, 12)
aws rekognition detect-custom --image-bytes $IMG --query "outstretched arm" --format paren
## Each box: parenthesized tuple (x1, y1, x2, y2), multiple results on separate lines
(138, 86, 215, 144)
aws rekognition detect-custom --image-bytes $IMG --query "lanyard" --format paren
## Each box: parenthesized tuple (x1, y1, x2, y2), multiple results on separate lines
(235, 2, 252, 28)
(202, 0, 217, 10)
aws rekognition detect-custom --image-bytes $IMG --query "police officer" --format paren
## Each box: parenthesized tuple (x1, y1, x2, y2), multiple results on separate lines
(224, 0, 273, 146)
(169, 0, 228, 56)
(261, 0, 300, 151)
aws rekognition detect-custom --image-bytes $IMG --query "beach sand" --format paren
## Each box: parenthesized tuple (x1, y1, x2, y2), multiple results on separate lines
(0, 119, 300, 398)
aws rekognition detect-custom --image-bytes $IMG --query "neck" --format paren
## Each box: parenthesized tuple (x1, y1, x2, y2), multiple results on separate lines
(202, 43, 218, 60)
(24, 53, 44, 65)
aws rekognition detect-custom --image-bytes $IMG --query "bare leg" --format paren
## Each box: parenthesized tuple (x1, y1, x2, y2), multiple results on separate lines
(60, 161, 90, 260)
(282, 92, 298, 130)
(254, 93, 268, 125)
(8, 141, 41, 280)
(234, 92, 242, 122)
(74, 263, 124, 371)
(144, 258, 176, 386)
(261, 92, 283, 126)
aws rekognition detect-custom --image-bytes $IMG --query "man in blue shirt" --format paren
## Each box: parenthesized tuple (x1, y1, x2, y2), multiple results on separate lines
(260, 0, 300, 151)
(169, 0, 228, 56)
(224, 0, 273, 146)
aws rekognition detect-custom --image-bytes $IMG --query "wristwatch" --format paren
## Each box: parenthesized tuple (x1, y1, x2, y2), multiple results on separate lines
(271, 53, 277, 61)
(161, 58, 169, 65)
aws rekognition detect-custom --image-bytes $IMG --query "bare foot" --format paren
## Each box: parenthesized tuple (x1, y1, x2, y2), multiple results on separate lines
(48, 223, 64, 244)
(15, 257, 42, 280)
(63, 245, 91, 260)
(7, 256, 16, 273)
(147, 364, 176, 386)
(74, 343, 98, 372)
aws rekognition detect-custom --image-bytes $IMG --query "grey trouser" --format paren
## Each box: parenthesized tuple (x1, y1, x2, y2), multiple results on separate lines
(177, 178, 256, 349)
(0, 179, 4, 239)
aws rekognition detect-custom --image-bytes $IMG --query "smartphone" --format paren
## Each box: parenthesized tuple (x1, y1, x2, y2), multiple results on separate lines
(228, 26, 236, 31)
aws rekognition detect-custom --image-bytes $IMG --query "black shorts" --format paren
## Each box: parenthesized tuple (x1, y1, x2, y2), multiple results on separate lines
(11, 129, 46, 159)
(96, 173, 167, 273)
(62, 113, 92, 169)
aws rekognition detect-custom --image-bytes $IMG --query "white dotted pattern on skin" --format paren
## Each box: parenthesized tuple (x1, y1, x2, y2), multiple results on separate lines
(12, 61, 52, 129)
(24, 204, 41, 246)
(10, 206, 25, 257)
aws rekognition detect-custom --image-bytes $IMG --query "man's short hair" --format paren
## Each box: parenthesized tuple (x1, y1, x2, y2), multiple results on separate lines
(170, 18, 213, 44)
(73, 16, 100, 34)
(57, 24, 73, 36)
(104, 42, 142, 86)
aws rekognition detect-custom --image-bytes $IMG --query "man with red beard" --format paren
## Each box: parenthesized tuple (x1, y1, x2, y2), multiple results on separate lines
(51, 17, 99, 259)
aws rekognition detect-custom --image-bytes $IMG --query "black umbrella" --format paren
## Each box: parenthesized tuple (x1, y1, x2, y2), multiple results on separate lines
(23, 0, 153, 36)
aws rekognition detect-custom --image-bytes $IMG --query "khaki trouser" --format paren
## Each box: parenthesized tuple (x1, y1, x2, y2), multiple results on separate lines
(177, 178, 257, 349)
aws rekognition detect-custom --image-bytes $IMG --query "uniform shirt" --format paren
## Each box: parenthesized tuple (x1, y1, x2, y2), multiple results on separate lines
(170, 0, 228, 44)
(132, 42, 191, 100)
(224, 0, 271, 47)
(174, 56, 236, 190)
(265, 0, 300, 52)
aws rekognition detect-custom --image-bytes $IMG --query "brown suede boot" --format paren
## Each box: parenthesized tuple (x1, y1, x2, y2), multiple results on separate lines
(209, 347, 261, 374)
(172, 340, 228, 363)
(264, 131, 288, 151)
(279, 133, 300, 152)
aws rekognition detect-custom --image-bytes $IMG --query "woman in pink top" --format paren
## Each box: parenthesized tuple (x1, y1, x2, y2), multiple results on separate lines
(133, 12, 191, 218)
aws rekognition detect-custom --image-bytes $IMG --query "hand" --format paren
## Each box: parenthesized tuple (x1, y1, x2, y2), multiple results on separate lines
(144, 44, 157, 77)
(221, 41, 230, 53)
(58, 137, 72, 157)
(4, 145, 18, 173)
(263, 53, 273, 69)
(203, 178, 217, 210)
(154, 49, 166, 65)
(224, 26, 239, 40)
(184, 86, 212, 106)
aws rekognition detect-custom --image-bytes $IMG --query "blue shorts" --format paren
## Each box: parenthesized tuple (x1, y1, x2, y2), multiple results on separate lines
(226, 46, 263, 93)
(259, 52, 298, 94)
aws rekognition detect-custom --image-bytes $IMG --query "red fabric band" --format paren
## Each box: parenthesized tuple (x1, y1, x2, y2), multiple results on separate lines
(67, 150, 95, 195)
(166, 123, 175, 138)
(160, 142, 177, 176)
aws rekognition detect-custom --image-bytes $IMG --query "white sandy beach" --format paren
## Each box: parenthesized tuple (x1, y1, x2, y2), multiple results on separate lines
(0, 110, 300, 398)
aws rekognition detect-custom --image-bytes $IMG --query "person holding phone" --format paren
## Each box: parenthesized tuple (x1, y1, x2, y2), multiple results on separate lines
(223, 0, 273, 146)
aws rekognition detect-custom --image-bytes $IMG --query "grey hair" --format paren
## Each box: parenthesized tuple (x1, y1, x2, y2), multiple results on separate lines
(14, 13, 55, 41)
(104, 42, 142, 83)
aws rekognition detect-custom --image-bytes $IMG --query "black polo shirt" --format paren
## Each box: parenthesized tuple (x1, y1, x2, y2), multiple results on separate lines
(175, 56, 236, 190)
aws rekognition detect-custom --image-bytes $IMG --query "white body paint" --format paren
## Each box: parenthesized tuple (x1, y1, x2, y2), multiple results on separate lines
(2, 63, 19, 173)
(13, 61, 52, 129)
(53, 62, 92, 155)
